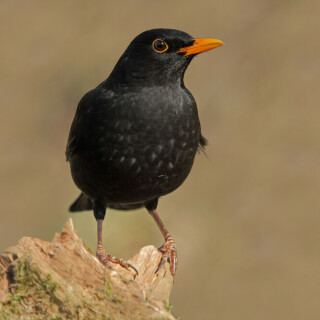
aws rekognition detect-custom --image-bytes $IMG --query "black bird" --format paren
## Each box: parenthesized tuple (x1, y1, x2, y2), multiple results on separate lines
(66, 28, 223, 276)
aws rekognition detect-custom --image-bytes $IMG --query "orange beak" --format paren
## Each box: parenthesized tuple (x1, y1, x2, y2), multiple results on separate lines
(177, 38, 224, 56)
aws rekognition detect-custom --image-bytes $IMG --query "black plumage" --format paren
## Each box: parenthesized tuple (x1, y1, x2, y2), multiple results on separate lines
(66, 28, 223, 275)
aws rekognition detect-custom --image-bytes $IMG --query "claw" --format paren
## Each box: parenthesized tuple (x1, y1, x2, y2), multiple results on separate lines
(120, 260, 139, 276)
(155, 256, 168, 274)
(155, 234, 177, 276)
(127, 263, 139, 276)
(96, 244, 138, 276)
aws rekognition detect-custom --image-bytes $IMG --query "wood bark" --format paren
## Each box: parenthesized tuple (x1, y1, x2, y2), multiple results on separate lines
(0, 219, 176, 319)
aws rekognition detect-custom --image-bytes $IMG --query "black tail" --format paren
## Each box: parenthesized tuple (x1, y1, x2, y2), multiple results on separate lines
(69, 193, 93, 212)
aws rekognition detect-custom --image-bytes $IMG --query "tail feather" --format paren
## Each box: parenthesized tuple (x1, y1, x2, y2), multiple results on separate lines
(69, 193, 145, 212)
(69, 193, 93, 212)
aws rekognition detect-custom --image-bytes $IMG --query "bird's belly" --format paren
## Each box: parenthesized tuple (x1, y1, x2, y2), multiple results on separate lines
(70, 132, 199, 205)
(111, 142, 197, 202)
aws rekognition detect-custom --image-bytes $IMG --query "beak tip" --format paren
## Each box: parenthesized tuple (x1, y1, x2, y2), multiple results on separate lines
(215, 39, 224, 47)
(177, 38, 224, 55)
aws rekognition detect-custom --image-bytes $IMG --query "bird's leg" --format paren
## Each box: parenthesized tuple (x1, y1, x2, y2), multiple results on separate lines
(94, 202, 138, 275)
(148, 209, 177, 276)
(96, 218, 111, 268)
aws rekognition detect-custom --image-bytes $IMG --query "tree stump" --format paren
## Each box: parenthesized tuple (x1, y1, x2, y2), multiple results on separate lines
(0, 219, 176, 319)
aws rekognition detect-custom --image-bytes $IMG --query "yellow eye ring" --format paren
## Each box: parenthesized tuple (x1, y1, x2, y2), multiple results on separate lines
(152, 39, 168, 53)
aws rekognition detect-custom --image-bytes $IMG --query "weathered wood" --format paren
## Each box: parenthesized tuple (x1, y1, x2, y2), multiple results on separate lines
(0, 219, 176, 319)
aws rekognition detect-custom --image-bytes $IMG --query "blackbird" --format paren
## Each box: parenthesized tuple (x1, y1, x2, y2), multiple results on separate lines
(66, 28, 223, 276)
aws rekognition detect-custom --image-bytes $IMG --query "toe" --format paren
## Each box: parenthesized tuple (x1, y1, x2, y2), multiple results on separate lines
(169, 249, 178, 276)
(96, 245, 138, 275)
(155, 252, 169, 274)
(155, 236, 178, 276)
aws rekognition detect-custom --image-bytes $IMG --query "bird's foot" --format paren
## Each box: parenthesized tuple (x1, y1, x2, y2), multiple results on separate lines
(96, 244, 139, 276)
(156, 234, 177, 276)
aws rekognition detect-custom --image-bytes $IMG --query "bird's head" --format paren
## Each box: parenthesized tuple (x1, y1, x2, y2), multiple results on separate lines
(108, 28, 223, 87)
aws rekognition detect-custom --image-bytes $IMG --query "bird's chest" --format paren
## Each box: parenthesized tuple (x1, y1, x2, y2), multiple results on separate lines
(92, 89, 200, 195)
(98, 105, 199, 164)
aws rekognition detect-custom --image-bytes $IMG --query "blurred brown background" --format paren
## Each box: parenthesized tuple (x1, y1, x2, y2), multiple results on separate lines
(1, 0, 319, 319)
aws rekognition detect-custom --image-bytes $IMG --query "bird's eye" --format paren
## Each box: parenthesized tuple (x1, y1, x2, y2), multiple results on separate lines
(152, 39, 168, 53)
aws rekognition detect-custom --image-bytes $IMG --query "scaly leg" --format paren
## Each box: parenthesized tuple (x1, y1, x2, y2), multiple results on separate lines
(94, 202, 138, 275)
(148, 209, 178, 276)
